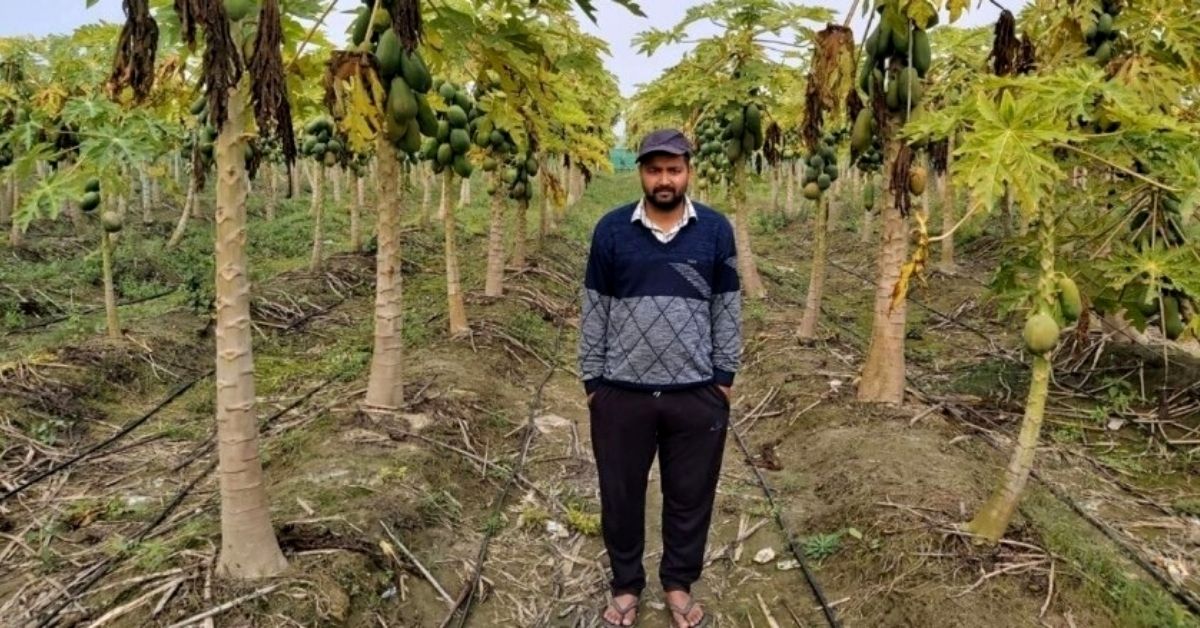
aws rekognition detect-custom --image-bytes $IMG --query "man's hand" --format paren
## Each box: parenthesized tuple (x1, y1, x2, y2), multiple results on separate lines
(718, 385, 732, 400)
(588, 392, 595, 403)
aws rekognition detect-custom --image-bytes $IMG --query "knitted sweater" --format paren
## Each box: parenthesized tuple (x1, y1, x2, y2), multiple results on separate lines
(578, 201, 742, 394)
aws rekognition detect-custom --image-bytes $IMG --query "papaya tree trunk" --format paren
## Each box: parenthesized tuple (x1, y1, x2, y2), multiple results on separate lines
(9, 175, 22, 248)
(511, 197, 528, 268)
(265, 163, 278, 221)
(484, 178, 506, 298)
(140, 165, 153, 224)
(420, 163, 431, 227)
(331, 165, 342, 206)
(732, 161, 766, 299)
(352, 173, 364, 252)
(310, 164, 324, 273)
(443, 171, 468, 335)
(166, 171, 198, 250)
(539, 172, 550, 244)
(213, 81, 287, 579)
(458, 176, 470, 208)
(290, 163, 301, 198)
(191, 176, 204, 219)
(785, 160, 795, 216)
(770, 164, 781, 215)
(798, 195, 829, 340)
(365, 142, 405, 412)
(966, 207, 1055, 541)
(100, 230, 120, 339)
(857, 141, 908, 404)
(437, 168, 448, 223)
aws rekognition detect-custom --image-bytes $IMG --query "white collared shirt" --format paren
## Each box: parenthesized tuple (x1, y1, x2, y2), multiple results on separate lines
(631, 196, 697, 243)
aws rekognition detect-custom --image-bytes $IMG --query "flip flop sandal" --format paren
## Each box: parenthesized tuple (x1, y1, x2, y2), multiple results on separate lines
(667, 598, 709, 628)
(601, 596, 640, 627)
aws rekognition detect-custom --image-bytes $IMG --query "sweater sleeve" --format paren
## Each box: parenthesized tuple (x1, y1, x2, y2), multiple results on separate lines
(710, 217, 741, 386)
(578, 220, 612, 394)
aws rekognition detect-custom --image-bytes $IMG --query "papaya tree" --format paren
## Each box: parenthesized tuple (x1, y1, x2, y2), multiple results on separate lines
(903, 0, 1200, 542)
(634, 0, 832, 301)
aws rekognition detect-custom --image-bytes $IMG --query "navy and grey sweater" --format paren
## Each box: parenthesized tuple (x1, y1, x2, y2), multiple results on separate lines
(578, 201, 742, 394)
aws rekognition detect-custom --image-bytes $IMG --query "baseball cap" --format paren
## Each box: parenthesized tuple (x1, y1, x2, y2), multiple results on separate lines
(636, 129, 692, 163)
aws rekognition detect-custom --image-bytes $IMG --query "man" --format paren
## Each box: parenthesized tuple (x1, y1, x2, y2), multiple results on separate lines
(579, 129, 741, 628)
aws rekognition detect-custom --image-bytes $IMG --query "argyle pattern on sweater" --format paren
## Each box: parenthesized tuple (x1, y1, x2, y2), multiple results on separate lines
(578, 201, 741, 393)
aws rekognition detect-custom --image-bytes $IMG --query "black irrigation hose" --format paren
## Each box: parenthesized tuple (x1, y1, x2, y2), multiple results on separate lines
(0, 368, 215, 503)
(729, 423, 841, 628)
(441, 321, 567, 628)
(3, 287, 179, 336)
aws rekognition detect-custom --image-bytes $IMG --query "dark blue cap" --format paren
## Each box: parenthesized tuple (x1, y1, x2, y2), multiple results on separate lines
(636, 129, 692, 162)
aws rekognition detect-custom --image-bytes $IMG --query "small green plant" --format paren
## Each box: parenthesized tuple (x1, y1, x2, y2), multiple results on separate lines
(517, 504, 551, 531)
(481, 511, 508, 535)
(1087, 378, 1139, 424)
(803, 532, 842, 561)
(418, 489, 462, 525)
(1173, 498, 1200, 517)
(564, 506, 600, 536)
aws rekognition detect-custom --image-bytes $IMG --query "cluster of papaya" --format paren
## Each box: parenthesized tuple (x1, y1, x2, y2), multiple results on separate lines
(800, 134, 840, 201)
(0, 110, 12, 167)
(692, 117, 733, 190)
(1131, 287, 1194, 341)
(77, 178, 123, 234)
(486, 152, 538, 202)
(850, 109, 883, 172)
(415, 80, 477, 178)
(373, 13, 434, 157)
(858, 6, 931, 118)
(1084, 0, 1121, 64)
(183, 96, 256, 169)
(349, 0, 396, 48)
(223, 0, 259, 22)
(300, 117, 348, 167)
(1130, 191, 1187, 248)
(719, 103, 765, 163)
(1022, 275, 1083, 353)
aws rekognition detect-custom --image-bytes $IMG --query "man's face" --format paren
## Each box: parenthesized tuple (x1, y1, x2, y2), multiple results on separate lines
(639, 153, 690, 211)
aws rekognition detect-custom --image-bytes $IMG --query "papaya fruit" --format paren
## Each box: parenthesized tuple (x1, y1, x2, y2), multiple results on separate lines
(502, 167, 518, 184)
(858, 60, 873, 94)
(384, 115, 406, 144)
(436, 143, 453, 166)
(824, 164, 839, 181)
(454, 91, 472, 111)
(912, 29, 931, 77)
(224, 0, 257, 22)
(449, 128, 470, 154)
(803, 182, 821, 200)
(908, 166, 927, 195)
(312, 142, 326, 156)
(438, 82, 457, 103)
(817, 174, 832, 191)
(388, 78, 418, 122)
(891, 21, 910, 57)
(399, 51, 432, 93)
(512, 182, 527, 200)
(447, 106, 468, 129)
(375, 28, 402, 80)
(85, 178, 101, 193)
(401, 119, 422, 154)
(323, 152, 338, 167)
(885, 75, 900, 111)
(420, 137, 438, 161)
(896, 67, 922, 107)
(728, 111, 744, 138)
(1023, 312, 1060, 353)
(741, 133, 755, 154)
(80, 191, 101, 213)
(1094, 42, 1113, 64)
(350, 8, 370, 46)
(326, 139, 343, 154)
(189, 96, 207, 116)
(1163, 296, 1184, 340)
(863, 183, 875, 209)
(851, 109, 873, 154)
(436, 120, 450, 142)
(415, 95, 437, 137)
(1058, 276, 1082, 322)
(482, 157, 498, 172)
(865, 27, 880, 60)
(453, 154, 473, 178)
(101, 210, 124, 233)
(808, 154, 825, 170)
(725, 139, 742, 162)
(745, 104, 762, 134)
(370, 7, 390, 32)
(526, 157, 539, 176)
(1097, 12, 1114, 36)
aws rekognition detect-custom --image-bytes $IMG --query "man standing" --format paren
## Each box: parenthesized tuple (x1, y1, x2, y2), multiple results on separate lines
(579, 129, 741, 628)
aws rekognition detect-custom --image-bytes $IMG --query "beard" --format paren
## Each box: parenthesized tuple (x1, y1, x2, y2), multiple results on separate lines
(643, 184, 687, 212)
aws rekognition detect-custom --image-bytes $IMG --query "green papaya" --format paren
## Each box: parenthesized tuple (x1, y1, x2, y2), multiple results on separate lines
(447, 106, 468, 129)
(1023, 312, 1060, 353)
(449, 128, 470, 154)
(375, 28, 402, 80)
(326, 139, 343, 154)
(401, 119, 422, 154)
(388, 78, 418, 122)
(453, 154, 473, 178)
(803, 182, 821, 200)
(473, 128, 491, 148)
(741, 133, 755, 153)
(526, 157, 539, 176)
(489, 129, 505, 147)
(1097, 12, 1114, 36)
(896, 67, 921, 107)
(438, 82, 457, 102)
(85, 178, 101, 193)
(908, 166, 927, 195)
(370, 7, 390, 31)
(824, 164, 839, 181)
(808, 154, 825, 170)
(745, 104, 762, 135)
(324, 151, 338, 167)
(886, 75, 900, 111)
(1057, 276, 1082, 322)
(350, 8, 370, 46)
(482, 157, 498, 172)
(912, 29, 931, 77)
(454, 91, 472, 111)
(851, 109, 873, 154)
(502, 167, 518, 184)
(728, 111, 744, 138)
(399, 51, 432, 93)
(817, 173, 832, 191)
(1163, 296, 1184, 340)
(437, 120, 450, 142)
(876, 21, 893, 60)
(416, 95, 437, 137)
(1094, 42, 1113, 64)
(312, 142, 326, 156)
(512, 182, 527, 200)
(420, 137, 438, 161)
(858, 60, 873, 93)
(80, 191, 101, 212)
(384, 115, 406, 144)
(891, 21, 910, 57)
(865, 27, 880, 59)
(436, 143, 453, 166)
(725, 139, 742, 162)
(189, 96, 207, 116)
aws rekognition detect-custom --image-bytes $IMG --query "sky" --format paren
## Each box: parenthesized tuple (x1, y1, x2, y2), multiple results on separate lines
(1, 0, 1024, 98)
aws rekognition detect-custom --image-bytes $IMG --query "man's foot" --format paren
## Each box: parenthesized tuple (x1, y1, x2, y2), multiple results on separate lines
(665, 590, 706, 628)
(601, 592, 639, 626)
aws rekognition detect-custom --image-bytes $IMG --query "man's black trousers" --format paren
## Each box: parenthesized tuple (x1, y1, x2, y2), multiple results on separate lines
(588, 382, 730, 596)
